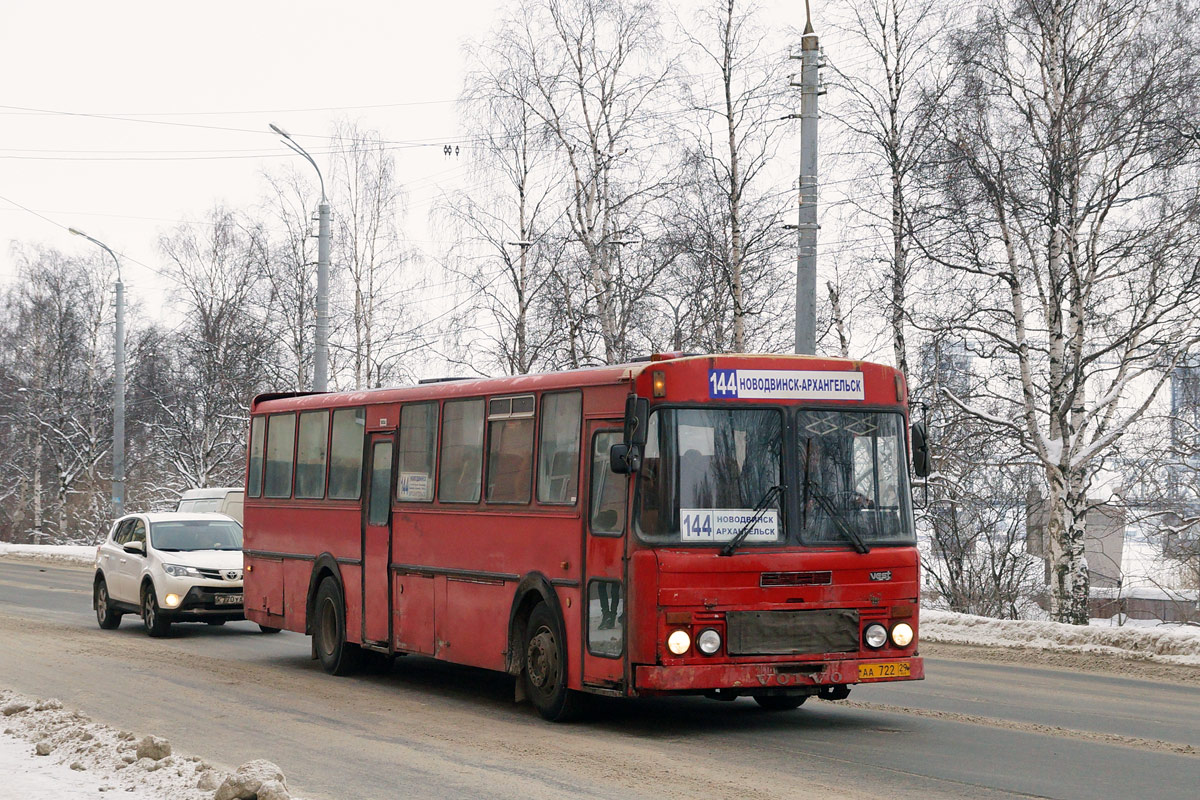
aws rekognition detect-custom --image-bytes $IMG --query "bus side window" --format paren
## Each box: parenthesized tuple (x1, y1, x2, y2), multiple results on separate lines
(397, 402, 437, 502)
(264, 413, 297, 498)
(247, 416, 265, 498)
(439, 399, 485, 503)
(537, 392, 581, 504)
(487, 395, 535, 504)
(590, 431, 626, 535)
(295, 410, 330, 499)
(328, 407, 366, 500)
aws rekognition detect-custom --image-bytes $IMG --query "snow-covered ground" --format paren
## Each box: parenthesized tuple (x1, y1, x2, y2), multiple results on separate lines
(921, 609, 1200, 666)
(0, 543, 96, 566)
(0, 689, 298, 799)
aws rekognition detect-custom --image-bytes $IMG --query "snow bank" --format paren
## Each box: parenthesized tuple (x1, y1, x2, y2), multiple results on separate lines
(0, 544, 95, 567)
(0, 688, 301, 799)
(921, 609, 1200, 666)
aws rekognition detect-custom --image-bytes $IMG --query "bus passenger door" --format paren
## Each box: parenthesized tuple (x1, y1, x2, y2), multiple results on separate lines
(581, 425, 628, 689)
(362, 434, 394, 647)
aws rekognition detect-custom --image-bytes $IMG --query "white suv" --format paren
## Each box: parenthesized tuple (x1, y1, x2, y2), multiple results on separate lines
(92, 512, 273, 636)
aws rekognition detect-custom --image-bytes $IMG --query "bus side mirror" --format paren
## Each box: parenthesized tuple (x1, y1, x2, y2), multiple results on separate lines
(610, 443, 641, 474)
(623, 395, 649, 446)
(911, 422, 931, 478)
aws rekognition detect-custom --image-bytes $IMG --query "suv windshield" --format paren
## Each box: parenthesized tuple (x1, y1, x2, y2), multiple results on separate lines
(798, 410, 914, 546)
(636, 408, 783, 545)
(150, 520, 243, 551)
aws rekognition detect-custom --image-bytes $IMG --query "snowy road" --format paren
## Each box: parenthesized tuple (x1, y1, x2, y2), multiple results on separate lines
(1, 559, 1197, 799)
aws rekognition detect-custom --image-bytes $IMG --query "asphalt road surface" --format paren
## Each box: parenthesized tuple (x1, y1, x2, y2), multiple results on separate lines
(1, 559, 1196, 799)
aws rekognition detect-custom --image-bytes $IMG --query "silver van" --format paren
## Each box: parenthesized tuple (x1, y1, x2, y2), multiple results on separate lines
(175, 488, 244, 523)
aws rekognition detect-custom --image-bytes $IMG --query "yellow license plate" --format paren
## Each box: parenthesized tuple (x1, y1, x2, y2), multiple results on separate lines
(858, 662, 910, 680)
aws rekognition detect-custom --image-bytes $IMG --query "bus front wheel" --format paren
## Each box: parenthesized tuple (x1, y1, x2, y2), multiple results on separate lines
(523, 604, 581, 722)
(313, 577, 363, 676)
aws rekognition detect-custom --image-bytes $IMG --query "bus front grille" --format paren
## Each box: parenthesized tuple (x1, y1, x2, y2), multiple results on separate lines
(726, 609, 860, 655)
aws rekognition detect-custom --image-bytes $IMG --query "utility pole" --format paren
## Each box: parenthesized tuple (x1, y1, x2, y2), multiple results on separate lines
(69, 228, 124, 517)
(315, 196, 330, 392)
(271, 123, 330, 392)
(793, 1, 821, 355)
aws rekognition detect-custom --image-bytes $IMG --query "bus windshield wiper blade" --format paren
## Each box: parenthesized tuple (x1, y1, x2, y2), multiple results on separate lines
(720, 484, 784, 557)
(808, 485, 870, 554)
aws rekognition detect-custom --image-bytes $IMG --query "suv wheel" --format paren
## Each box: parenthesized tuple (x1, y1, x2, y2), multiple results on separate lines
(141, 584, 172, 637)
(94, 577, 122, 630)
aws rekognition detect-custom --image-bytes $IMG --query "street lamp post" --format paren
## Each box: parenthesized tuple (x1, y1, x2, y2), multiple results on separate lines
(69, 228, 124, 518)
(270, 123, 330, 392)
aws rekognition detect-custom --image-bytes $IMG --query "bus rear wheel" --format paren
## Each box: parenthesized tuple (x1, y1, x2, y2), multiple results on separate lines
(523, 604, 581, 722)
(313, 577, 363, 676)
(753, 694, 807, 711)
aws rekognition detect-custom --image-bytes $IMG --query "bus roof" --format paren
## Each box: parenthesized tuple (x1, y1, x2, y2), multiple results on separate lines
(250, 352, 893, 414)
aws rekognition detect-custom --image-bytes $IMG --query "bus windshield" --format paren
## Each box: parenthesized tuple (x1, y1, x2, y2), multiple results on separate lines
(798, 410, 915, 547)
(635, 407, 916, 547)
(636, 408, 784, 546)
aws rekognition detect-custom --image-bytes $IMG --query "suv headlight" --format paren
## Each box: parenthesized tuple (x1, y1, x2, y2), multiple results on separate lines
(162, 564, 201, 578)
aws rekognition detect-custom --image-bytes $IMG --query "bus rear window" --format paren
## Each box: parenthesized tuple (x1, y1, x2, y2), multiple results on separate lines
(247, 416, 265, 498)
(264, 413, 297, 498)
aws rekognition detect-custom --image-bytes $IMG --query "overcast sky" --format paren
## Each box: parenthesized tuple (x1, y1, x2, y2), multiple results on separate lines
(0, 0, 815, 310)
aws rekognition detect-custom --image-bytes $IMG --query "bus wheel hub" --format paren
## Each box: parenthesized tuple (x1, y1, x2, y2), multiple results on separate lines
(527, 630, 559, 689)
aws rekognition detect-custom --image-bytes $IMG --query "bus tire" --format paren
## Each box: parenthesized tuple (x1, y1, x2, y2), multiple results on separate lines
(753, 694, 807, 711)
(523, 603, 581, 722)
(312, 577, 363, 676)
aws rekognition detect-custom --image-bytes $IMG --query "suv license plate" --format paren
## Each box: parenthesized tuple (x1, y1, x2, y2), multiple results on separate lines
(858, 661, 910, 680)
(214, 594, 243, 606)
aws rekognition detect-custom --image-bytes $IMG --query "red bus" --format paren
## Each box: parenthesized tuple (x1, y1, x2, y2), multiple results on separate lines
(243, 353, 928, 719)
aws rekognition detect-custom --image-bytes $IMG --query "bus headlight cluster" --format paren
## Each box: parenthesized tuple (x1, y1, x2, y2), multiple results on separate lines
(891, 622, 914, 647)
(696, 628, 722, 655)
(667, 629, 692, 655)
(864, 623, 888, 649)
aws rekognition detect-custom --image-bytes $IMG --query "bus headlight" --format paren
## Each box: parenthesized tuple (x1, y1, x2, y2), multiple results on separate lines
(667, 629, 691, 655)
(891, 622, 914, 647)
(696, 628, 722, 655)
(863, 623, 888, 649)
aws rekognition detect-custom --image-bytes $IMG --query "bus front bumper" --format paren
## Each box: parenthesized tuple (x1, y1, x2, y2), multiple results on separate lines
(634, 655, 924, 694)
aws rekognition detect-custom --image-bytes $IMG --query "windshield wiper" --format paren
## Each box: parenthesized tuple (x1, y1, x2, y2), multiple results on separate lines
(808, 484, 870, 554)
(720, 484, 784, 557)
(801, 437, 869, 554)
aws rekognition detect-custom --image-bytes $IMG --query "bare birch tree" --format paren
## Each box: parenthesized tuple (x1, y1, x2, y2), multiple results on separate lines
(498, 0, 678, 364)
(328, 120, 413, 389)
(674, 0, 793, 353)
(828, 0, 948, 377)
(931, 0, 1200, 623)
(261, 166, 319, 390)
(438, 32, 562, 375)
(0, 246, 115, 541)
(155, 207, 276, 488)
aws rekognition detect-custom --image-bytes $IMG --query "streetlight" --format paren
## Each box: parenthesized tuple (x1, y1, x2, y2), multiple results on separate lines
(270, 123, 331, 392)
(69, 228, 125, 518)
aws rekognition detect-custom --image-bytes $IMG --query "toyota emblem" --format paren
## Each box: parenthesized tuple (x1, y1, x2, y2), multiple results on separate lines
(224, 570, 240, 581)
